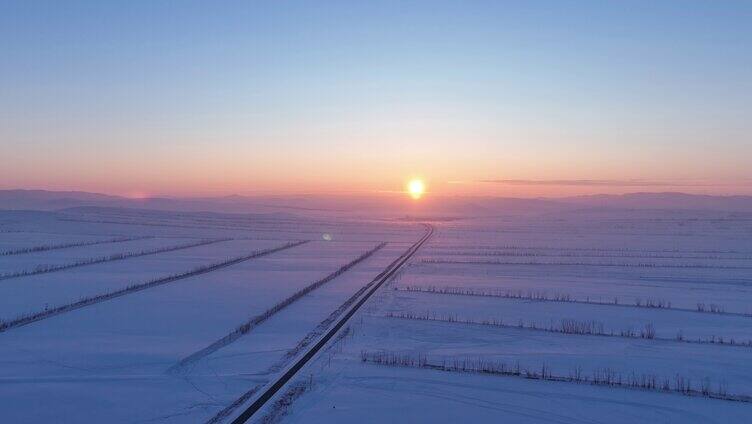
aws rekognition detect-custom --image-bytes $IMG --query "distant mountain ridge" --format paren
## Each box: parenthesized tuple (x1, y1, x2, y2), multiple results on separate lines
(2, 189, 752, 216)
(560, 192, 752, 211)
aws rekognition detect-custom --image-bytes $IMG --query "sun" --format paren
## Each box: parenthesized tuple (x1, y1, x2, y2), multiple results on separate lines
(407, 179, 426, 200)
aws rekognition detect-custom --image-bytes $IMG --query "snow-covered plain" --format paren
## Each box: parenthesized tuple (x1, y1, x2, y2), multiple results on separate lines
(0, 208, 420, 423)
(273, 210, 752, 423)
(2, 206, 752, 423)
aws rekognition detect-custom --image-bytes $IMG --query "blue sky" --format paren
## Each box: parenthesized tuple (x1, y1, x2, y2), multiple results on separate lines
(1, 1, 750, 196)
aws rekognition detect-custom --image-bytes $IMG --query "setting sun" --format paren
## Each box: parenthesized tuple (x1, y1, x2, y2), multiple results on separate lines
(407, 179, 426, 200)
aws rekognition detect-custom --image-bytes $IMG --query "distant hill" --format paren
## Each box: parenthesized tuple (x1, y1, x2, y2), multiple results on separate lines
(0, 190, 126, 210)
(2, 189, 752, 216)
(560, 192, 752, 212)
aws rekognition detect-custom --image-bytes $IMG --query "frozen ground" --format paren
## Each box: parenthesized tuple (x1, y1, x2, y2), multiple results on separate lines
(261, 209, 752, 423)
(283, 358, 752, 424)
(0, 208, 420, 422)
(1, 206, 751, 423)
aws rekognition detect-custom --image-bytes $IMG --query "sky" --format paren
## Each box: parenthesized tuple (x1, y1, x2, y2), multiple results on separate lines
(1, 0, 751, 198)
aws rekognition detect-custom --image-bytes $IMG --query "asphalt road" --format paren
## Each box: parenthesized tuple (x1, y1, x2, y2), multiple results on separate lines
(231, 223, 434, 423)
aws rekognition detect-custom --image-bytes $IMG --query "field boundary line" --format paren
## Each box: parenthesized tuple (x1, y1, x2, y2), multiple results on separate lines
(169, 242, 389, 373)
(0, 241, 309, 332)
(0, 238, 234, 281)
(225, 224, 433, 424)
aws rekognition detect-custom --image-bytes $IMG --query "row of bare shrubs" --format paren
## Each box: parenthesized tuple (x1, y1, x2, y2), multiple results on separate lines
(269, 260, 401, 372)
(360, 351, 750, 403)
(0, 241, 308, 332)
(0, 235, 152, 256)
(0, 237, 232, 280)
(170, 242, 388, 371)
(398, 286, 745, 317)
(430, 244, 746, 255)
(60, 217, 266, 233)
(386, 312, 660, 339)
(437, 250, 752, 260)
(258, 379, 314, 424)
(265, 229, 430, 373)
(68, 209, 336, 229)
(385, 312, 752, 347)
(267, 237, 427, 374)
(696, 303, 726, 313)
(419, 258, 751, 270)
(60, 216, 377, 237)
(204, 386, 262, 424)
(208, 325, 354, 424)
